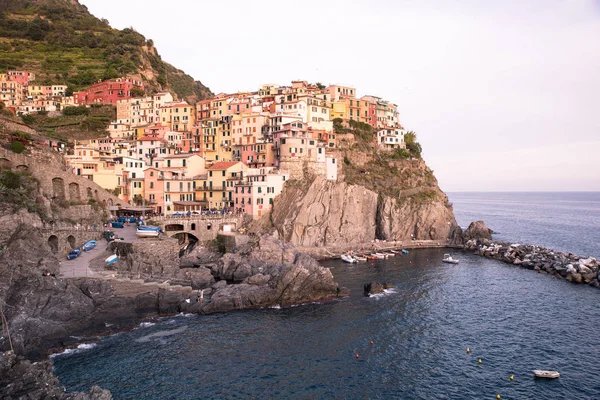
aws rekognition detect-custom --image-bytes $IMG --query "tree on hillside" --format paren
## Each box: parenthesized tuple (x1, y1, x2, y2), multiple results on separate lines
(404, 131, 422, 158)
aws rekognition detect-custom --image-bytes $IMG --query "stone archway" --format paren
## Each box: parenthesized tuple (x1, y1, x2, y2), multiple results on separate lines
(172, 232, 199, 246)
(15, 164, 28, 171)
(47, 235, 59, 253)
(68, 182, 81, 201)
(165, 224, 184, 232)
(67, 235, 76, 249)
(87, 187, 93, 199)
(52, 177, 66, 200)
(107, 199, 113, 207)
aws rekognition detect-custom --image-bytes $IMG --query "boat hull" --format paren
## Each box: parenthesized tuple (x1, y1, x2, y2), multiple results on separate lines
(136, 229, 159, 237)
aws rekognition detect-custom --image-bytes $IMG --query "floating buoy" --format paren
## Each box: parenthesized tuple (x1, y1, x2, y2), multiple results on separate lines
(510, 375, 514, 381)
(497, 395, 501, 399)
(466, 347, 471, 354)
(355, 353, 359, 359)
(370, 340, 374, 345)
(478, 359, 482, 364)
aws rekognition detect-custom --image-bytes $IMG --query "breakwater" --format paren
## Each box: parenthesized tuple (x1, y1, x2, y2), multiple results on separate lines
(465, 239, 600, 287)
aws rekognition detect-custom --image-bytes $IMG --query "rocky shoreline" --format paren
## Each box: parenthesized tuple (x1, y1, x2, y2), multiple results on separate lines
(465, 238, 599, 287)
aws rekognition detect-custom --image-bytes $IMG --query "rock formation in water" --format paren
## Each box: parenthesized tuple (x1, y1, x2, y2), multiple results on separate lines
(463, 220, 493, 241)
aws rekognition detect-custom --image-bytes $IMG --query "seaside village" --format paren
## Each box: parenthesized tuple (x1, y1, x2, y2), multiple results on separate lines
(1, 71, 405, 218)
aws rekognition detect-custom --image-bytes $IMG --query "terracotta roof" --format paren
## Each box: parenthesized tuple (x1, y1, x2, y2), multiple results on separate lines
(208, 161, 240, 170)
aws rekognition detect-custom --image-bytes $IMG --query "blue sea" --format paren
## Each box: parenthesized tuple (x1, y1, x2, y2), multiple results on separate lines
(448, 192, 600, 258)
(52, 193, 600, 399)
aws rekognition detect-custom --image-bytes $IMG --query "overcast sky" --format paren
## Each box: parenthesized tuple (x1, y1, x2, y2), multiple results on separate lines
(81, 0, 600, 192)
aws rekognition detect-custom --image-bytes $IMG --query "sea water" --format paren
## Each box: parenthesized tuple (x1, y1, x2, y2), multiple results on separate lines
(53, 193, 600, 399)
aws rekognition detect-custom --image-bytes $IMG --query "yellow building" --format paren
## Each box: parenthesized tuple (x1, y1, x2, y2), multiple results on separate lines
(196, 161, 247, 209)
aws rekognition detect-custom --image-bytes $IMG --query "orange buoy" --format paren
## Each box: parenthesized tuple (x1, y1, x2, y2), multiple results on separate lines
(355, 353, 359, 359)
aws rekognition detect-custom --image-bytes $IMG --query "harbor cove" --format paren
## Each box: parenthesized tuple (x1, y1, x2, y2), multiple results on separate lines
(1, 0, 599, 399)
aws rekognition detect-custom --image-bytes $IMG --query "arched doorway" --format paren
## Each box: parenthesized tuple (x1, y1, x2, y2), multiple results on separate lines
(47, 235, 59, 253)
(67, 235, 76, 249)
(69, 182, 81, 201)
(52, 177, 65, 200)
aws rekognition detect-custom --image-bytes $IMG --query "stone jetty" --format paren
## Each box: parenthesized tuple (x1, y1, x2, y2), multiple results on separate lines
(464, 239, 599, 287)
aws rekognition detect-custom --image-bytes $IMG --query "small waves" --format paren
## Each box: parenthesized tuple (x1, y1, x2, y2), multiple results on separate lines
(50, 343, 97, 359)
(368, 288, 398, 299)
(134, 325, 188, 343)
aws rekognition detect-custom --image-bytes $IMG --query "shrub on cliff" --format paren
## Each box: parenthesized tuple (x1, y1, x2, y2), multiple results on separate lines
(10, 140, 25, 154)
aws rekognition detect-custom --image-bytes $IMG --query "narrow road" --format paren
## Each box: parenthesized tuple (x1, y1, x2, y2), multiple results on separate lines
(60, 224, 138, 278)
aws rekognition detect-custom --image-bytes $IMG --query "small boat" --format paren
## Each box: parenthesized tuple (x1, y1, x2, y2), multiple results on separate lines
(105, 254, 118, 266)
(533, 370, 560, 379)
(402, 249, 409, 254)
(374, 253, 387, 259)
(442, 254, 460, 264)
(137, 225, 161, 231)
(365, 254, 377, 261)
(136, 228, 160, 237)
(383, 251, 395, 257)
(82, 240, 96, 252)
(341, 254, 357, 263)
(354, 255, 367, 262)
(66, 248, 81, 260)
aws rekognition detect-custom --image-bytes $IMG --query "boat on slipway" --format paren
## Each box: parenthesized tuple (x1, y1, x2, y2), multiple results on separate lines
(353, 255, 367, 262)
(136, 226, 162, 238)
(66, 248, 81, 260)
(82, 240, 97, 252)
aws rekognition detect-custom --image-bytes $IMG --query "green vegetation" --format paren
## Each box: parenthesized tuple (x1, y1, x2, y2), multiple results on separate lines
(22, 104, 115, 139)
(0, 168, 47, 220)
(62, 105, 89, 116)
(0, 0, 212, 101)
(404, 131, 422, 159)
(10, 140, 24, 153)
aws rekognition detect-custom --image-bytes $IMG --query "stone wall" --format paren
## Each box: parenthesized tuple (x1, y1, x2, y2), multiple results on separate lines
(0, 117, 37, 136)
(279, 159, 326, 181)
(0, 147, 126, 224)
(43, 228, 101, 254)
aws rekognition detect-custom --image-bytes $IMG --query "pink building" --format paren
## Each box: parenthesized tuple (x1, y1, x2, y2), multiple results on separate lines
(74, 77, 144, 105)
(233, 168, 289, 217)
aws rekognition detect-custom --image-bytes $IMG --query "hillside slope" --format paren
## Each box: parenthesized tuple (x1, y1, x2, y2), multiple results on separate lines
(0, 0, 211, 103)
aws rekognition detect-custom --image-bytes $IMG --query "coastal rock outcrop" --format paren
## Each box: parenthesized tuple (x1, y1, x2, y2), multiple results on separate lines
(194, 235, 345, 314)
(463, 220, 493, 241)
(0, 351, 112, 399)
(363, 281, 391, 297)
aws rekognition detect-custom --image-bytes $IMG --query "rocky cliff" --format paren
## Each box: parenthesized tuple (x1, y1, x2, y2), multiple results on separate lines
(269, 154, 458, 250)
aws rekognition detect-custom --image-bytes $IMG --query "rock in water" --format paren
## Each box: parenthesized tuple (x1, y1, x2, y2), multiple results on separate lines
(463, 220, 493, 241)
(363, 281, 390, 296)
